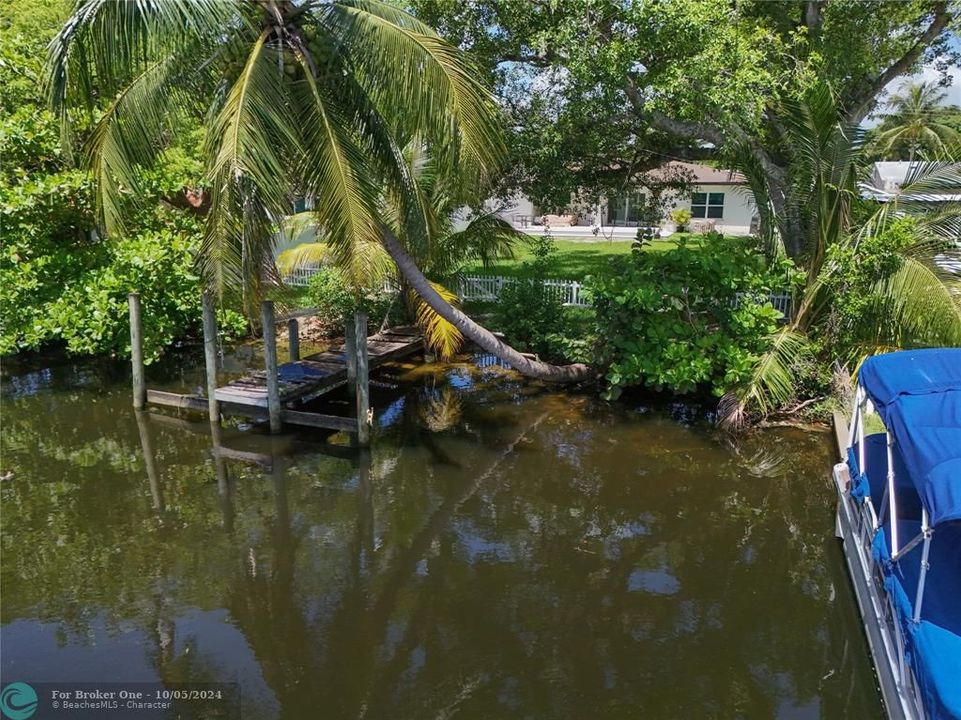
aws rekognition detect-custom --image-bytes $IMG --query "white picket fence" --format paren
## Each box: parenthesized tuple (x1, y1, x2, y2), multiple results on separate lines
(456, 274, 591, 307)
(768, 292, 793, 317)
(458, 275, 792, 316)
(284, 267, 319, 287)
(283, 266, 791, 317)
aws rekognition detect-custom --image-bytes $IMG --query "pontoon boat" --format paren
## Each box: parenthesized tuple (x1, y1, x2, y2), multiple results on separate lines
(834, 348, 961, 719)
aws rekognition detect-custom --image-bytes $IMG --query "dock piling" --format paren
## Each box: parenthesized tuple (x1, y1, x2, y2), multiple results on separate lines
(261, 300, 282, 434)
(128, 292, 146, 409)
(288, 319, 300, 361)
(354, 311, 370, 446)
(202, 291, 221, 424)
(345, 315, 357, 393)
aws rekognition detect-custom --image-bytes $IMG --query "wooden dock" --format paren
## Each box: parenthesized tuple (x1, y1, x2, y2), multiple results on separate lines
(130, 294, 418, 445)
(214, 325, 422, 408)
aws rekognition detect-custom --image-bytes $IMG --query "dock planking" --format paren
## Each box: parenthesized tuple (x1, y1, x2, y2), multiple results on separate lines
(213, 325, 423, 409)
(135, 294, 421, 440)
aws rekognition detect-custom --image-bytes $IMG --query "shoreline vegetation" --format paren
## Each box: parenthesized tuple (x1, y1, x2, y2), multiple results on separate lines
(2, 0, 958, 431)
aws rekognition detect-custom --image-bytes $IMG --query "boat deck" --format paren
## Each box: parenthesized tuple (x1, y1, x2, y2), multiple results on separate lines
(214, 325, 423, 408)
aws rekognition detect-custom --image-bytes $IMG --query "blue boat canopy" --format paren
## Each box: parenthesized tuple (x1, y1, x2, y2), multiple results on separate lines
(858, 349, 961, 526)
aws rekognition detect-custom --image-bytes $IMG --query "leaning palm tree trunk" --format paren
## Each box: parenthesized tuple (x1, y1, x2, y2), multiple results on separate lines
(380, 227, 593, 383)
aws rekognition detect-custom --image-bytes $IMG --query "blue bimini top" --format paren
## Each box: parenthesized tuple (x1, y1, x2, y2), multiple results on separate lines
(858, 349, 961, 527)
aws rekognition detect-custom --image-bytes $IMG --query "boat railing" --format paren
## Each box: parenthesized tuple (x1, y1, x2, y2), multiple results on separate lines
(844, 384, 929, 717)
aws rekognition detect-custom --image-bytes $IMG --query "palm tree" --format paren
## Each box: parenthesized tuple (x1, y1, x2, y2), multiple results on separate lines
(721, 83, 961, 428)
(47, 0, 591, 382)
(872, 81, 961, 160)
(276, 146, 523, 359)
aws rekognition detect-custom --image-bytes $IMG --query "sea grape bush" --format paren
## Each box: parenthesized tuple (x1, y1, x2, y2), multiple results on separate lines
(494, 233, 568, 357)
(590, 237, 796, 399)
(0, 7, 245, 362)
(306, 266, 397, 330)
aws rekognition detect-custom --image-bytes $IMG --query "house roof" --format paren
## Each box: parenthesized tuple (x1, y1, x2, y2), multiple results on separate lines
(864, 161, 961, 201)
(643, 161, 747, 186)
(872, 161, 916, 191)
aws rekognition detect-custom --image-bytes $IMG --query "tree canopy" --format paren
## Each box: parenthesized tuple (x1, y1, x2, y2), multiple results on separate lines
(411, 0, 960, 259)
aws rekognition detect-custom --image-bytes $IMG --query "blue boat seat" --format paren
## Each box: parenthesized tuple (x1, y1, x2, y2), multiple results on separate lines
(875, 521, 961, 719)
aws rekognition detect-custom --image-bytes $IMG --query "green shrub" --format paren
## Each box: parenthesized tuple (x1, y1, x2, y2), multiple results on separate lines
(822, 216, 933, 355)
(590, 236, 796, 399)
(306, 266, 397, 331)
(0, 7, 247, 362)
(495, 279, 566, 356)
(544, 307, 597, 364)
(494, 234, 566, 356)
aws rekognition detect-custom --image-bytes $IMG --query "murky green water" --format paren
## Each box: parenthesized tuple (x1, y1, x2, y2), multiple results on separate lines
(1, 351, 882, 718)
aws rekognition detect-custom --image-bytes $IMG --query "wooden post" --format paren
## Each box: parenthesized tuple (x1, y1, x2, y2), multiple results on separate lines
(201, 291, 220, 424)
(354, 311, 370, 446)
(128, 293, 146, 409)
(261, 300, 282, 434)
(287, 318, 300, 361)
(344, 314, 357, 393)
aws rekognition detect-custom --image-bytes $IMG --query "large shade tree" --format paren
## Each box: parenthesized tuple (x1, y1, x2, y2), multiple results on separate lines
(47, 0, 591, 382)
(411, 0, 959, 262)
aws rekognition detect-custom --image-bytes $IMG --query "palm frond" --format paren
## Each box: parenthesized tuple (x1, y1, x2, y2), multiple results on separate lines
(326, 0, 504, 187)
(410, 283, 464, 360)
(277, 211, 323, 246)
(859, 161, 961, 242)
(719, 329, 811, 430)
(729, 143, 784, 260)
(276, 243, 329, 276)
(84, 57, 179, 235)
(292, 49, 388, 288)
(845, 254, 961, 356)
(443, 213, 522, 269)
(201, 32, 299, 295)
(778, 82, 866, 272)
(47, 0, 237, 149)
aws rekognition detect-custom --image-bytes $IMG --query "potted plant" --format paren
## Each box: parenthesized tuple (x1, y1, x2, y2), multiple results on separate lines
(669, 208, 692, 233)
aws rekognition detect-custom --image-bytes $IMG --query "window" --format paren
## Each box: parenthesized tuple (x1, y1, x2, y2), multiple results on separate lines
(292, 196, 314, 213)
(691, 192, 724, 219)
(607, 191, 647, 225)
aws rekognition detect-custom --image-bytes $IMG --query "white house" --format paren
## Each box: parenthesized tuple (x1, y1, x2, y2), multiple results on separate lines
(863, 161, 961, 202)
(491, 162, 759, 238)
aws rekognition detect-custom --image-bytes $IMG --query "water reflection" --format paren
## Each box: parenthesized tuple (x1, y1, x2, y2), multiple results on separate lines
(0, 355, 882, 718)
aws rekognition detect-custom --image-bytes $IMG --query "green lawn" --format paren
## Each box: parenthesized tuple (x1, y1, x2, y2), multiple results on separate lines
(462, 234, 703, 280)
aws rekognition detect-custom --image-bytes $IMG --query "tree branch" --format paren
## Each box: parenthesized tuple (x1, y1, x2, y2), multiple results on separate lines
(845, 1, 954, 124)
(624, 79, 787, 185)
(498, 51, 558, 67)
(165, 187, 211, 215)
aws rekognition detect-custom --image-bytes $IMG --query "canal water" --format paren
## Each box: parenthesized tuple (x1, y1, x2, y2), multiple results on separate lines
(1, 351, 883, 718)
